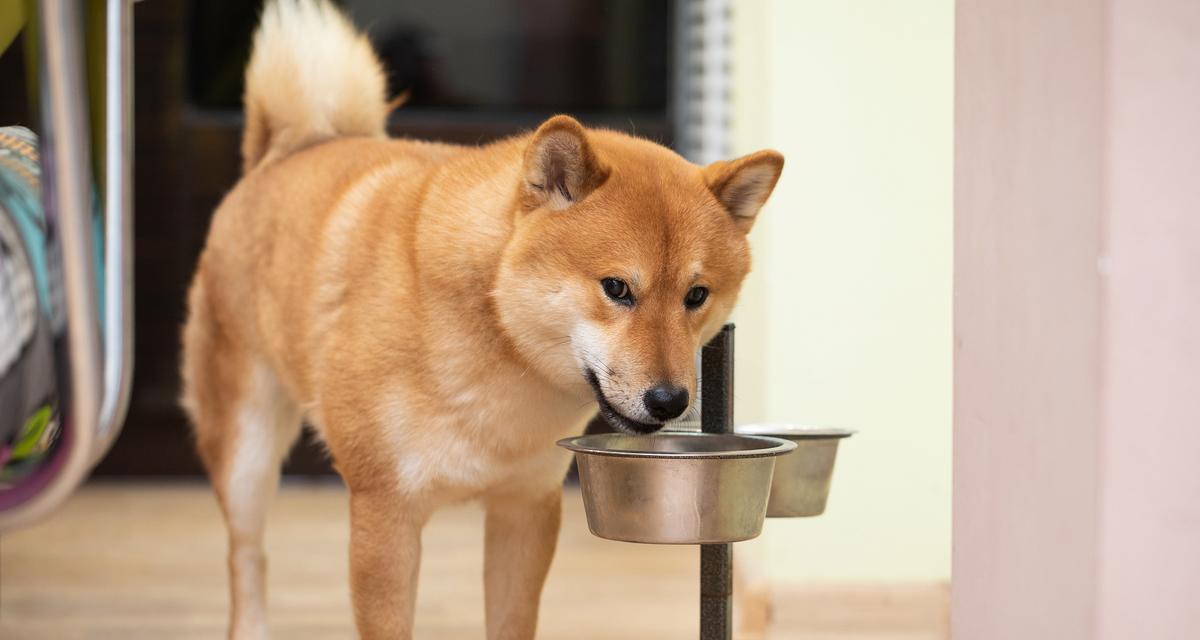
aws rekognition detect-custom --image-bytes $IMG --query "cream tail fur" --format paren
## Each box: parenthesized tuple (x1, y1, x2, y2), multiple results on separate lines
(241, 0, 389, 174)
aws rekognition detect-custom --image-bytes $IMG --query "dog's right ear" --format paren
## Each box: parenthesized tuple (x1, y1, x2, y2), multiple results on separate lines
(522, 115, 609, 211)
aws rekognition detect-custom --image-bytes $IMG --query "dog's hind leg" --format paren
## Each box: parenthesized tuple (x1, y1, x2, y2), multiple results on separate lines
(182, 283, 303, 640)
(219, 365, 302, 640)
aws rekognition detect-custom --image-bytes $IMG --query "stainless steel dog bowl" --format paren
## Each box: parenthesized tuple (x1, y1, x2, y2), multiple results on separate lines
(558, 432, 796, 544)
(735, 424, 853, 518)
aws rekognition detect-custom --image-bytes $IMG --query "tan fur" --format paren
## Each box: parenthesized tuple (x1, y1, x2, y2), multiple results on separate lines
(180, 2, 783, 638)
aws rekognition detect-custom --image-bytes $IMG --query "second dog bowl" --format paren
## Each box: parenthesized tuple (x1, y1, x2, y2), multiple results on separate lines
(558, 432, 796, 544)
(735, 424, 853, 517)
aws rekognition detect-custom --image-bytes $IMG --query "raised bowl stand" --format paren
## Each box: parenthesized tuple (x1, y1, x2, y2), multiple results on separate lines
(698, 324, 738, 640)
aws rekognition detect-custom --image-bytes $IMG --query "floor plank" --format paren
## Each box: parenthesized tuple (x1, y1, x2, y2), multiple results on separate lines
(0, 482, 943, 639)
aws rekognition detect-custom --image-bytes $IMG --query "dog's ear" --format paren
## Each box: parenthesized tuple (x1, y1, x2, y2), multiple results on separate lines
(704, 150, 784, 231)
(522, 115, 609, 211)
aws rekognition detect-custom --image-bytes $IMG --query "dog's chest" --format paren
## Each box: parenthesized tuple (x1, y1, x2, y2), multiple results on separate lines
(375, 377, 591, 497)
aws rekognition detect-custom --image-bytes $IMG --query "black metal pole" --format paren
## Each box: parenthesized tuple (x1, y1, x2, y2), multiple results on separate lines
(699, 324, 735, 640)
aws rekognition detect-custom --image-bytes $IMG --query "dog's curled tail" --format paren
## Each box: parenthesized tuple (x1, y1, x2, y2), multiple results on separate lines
(241, 0, 388, 174)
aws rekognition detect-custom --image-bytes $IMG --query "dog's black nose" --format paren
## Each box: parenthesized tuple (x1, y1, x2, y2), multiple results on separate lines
(643, 384, 689, 421)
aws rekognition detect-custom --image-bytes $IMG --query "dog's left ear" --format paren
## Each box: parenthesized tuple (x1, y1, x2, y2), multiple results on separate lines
(704, 150, 784, 231)
(522, 115, 610, 211)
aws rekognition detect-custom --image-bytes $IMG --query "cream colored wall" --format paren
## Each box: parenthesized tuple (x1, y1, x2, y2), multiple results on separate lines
(731, 0, 953, 582)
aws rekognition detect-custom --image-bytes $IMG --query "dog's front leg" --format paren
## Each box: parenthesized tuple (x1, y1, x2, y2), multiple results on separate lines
(483, 487, 563, 640)
(348, 489, 427, 640)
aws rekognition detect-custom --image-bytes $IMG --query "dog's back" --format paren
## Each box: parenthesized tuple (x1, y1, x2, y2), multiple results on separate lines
(182, 0, 464, 422)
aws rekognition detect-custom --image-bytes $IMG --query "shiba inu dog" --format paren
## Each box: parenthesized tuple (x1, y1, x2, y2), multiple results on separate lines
(180, 1, 783, 638)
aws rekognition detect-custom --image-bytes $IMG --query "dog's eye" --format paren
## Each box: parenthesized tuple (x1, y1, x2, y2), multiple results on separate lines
(684, 286, 709, 309)
(601, 278, 633, 305)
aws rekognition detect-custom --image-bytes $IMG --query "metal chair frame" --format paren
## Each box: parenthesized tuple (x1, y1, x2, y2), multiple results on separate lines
(0, 0, 133, 530)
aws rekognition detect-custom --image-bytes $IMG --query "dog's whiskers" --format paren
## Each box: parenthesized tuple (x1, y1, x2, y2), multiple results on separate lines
(579, 352, 619, 387)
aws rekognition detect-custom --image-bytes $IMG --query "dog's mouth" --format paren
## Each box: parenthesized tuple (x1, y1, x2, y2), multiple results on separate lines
(584, 369, 665, 434)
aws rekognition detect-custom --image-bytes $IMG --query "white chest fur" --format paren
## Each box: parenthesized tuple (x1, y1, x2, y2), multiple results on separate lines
(370, 370, 595, 501)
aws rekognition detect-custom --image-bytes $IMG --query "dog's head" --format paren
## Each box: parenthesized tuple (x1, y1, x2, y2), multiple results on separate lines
(494, 116, 783, 433)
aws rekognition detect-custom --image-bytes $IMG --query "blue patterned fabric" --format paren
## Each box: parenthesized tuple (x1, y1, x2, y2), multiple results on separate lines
(0, 126, 72, 481)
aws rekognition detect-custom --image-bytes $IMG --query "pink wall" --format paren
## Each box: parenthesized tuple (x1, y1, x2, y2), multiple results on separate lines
(1098, 0, 1200, 637)
(955, 0, 1200, 638)
(954, 0, 1105, 636)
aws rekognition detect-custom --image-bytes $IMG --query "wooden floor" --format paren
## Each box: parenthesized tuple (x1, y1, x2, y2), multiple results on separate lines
(0, 482, 946, 639)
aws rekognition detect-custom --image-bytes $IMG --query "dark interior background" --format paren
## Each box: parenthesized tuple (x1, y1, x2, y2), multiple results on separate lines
(0, 0, 675, 475)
